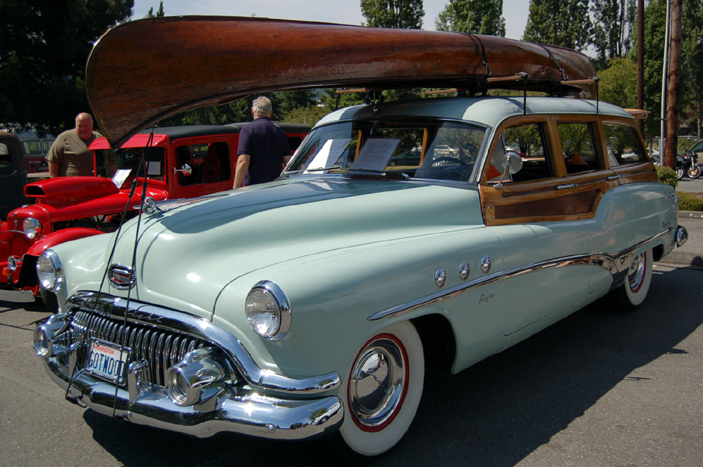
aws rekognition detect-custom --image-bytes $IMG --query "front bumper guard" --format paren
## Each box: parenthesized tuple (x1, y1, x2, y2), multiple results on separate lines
(40, 353, 343, 440)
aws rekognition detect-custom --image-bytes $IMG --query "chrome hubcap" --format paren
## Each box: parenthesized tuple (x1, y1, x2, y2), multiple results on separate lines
(627, 253, 646, 292)
(349, 336, 406, 430)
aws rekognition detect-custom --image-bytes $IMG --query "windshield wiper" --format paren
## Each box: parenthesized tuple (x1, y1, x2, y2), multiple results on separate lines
(346, 169, 410, 180)
(283, 165, 342, 175)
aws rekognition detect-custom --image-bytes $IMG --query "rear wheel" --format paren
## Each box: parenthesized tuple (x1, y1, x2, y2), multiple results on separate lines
(335, 321, 424, 457)
(616, 249, 653, 310)
(676, 166, 685, 179)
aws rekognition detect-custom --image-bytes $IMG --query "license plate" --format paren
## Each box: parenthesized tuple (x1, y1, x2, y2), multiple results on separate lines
(86, 339, 130, 385)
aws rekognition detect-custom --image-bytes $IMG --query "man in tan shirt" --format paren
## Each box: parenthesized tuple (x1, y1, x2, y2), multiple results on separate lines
(46, 113, 102, 177)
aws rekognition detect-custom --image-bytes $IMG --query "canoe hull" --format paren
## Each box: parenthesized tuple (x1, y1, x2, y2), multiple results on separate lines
(86, 16, 596, 146)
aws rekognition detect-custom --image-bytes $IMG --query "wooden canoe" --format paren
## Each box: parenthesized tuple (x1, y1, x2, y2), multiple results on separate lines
(86, 16, 597, 147)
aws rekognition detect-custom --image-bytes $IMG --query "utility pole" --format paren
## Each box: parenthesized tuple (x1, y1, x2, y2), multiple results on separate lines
(665, 0, 682, 169)
(660, 0, 671, 167)
(637, 0, 644, 133)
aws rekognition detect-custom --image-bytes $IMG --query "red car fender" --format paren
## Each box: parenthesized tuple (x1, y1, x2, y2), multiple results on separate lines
(26, 227, 105, 257)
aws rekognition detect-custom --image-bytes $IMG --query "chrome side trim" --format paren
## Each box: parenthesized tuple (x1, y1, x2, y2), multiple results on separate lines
(369, 229, 672, 321)
(65, 292, 340, 395)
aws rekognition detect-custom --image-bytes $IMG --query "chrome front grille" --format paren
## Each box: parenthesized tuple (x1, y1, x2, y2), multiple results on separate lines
(68, 309, 209, 386)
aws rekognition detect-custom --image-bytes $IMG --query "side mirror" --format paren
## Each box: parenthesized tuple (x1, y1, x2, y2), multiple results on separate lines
(174, 163, 193, 176)
(505, 152, 523, 174)
(495, 152, 523, 187)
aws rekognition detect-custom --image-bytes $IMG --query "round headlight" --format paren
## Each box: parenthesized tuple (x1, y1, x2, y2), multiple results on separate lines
(245, 281, 291, 340)
(22, 217, 42, 240)
(36, 249, 63, 291)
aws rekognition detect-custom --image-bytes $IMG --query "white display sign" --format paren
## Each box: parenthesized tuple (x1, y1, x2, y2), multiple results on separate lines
(350, 138, 399, 172)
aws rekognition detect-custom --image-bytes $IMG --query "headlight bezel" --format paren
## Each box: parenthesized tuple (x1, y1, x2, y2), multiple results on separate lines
(22, 217, 42, 240)
(245, 280, 291, 340)
(36, 249, 64, 292)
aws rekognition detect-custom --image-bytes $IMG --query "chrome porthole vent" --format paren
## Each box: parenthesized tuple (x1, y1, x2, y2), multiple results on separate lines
(434, 268, 447, 288)
(459, 262, 470, 281)
(480, 255, 492, 274)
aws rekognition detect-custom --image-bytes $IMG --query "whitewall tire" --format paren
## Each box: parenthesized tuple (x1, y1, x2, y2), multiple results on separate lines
(338, 320, 424, 457)
(618, 248, 653, 309)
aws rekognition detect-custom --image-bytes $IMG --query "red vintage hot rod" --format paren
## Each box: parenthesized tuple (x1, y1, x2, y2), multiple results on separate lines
(1, 123, 309, 307)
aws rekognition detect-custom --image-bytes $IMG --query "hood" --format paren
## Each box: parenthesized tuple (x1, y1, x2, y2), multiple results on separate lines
(105, 177, 484, 317)
(26, 177, 119, 205)
(19, 178, 169, 224)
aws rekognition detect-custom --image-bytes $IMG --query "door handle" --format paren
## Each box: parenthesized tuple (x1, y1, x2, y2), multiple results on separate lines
(555, 183, 575, 190)
(606, 174, 623, 181)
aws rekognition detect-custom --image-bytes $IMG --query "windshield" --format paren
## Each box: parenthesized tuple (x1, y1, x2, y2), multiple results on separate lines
(95, 147, 165, 180)
(287, 119, 486, 183)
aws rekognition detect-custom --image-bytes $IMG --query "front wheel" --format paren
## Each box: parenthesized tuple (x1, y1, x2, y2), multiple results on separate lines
(616, 249, 653, 310)
(335, 321, 424, 457)
(688, 165, 702, 179)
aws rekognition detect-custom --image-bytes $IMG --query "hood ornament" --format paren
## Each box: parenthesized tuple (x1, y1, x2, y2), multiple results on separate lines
(108, 264, 136, 290)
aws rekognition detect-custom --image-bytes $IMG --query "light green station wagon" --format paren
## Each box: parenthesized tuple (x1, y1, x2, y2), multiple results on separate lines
(34, 95, 688, 456)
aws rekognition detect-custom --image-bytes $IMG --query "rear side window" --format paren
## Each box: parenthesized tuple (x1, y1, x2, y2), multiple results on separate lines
(557, 122, 600, 174)
(603, 123, 646, 166)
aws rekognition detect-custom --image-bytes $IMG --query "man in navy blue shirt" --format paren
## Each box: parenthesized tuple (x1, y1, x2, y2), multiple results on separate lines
(234, 96, 292, 188)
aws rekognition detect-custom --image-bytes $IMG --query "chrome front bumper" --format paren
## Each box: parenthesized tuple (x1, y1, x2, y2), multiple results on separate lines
(35, 293, 344, 440)
(41, 355, 343, 439)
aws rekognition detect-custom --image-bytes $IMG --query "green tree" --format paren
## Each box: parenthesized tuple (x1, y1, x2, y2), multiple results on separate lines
(360, 0, 424, 29)
(640, 0, 667, 140)
(680, 0, 703, 138)
(281, 105, 331, 127)
(145, 1, 165, 17)
(0, 0, 134, 134)
(591, 0, 636, 64)
(274, 90, 318, 117)
(435, 0, 505, 36)
(597, 57, 637, 108)
(523, 0, 591, 51)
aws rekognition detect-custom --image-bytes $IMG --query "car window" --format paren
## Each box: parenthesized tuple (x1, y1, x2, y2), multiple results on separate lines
(488, 122, 553, 184)
(557, 122, 600, 174)
(603, 123, 646, 166)
(289, 119, 486, 182)
(177, 142, 231, 186)
(42, 139, 55, 154)
(95, 147, 166, 179)
(689, 141, 703, 153)
(22, 140, 43, 155)
(0, 143, 10, 166)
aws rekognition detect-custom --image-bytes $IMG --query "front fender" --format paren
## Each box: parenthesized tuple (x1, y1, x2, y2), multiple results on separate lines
(26, 228, 105, 257)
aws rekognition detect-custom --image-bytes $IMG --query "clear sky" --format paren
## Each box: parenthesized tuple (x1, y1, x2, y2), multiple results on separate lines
(131, 0, 531, 40)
